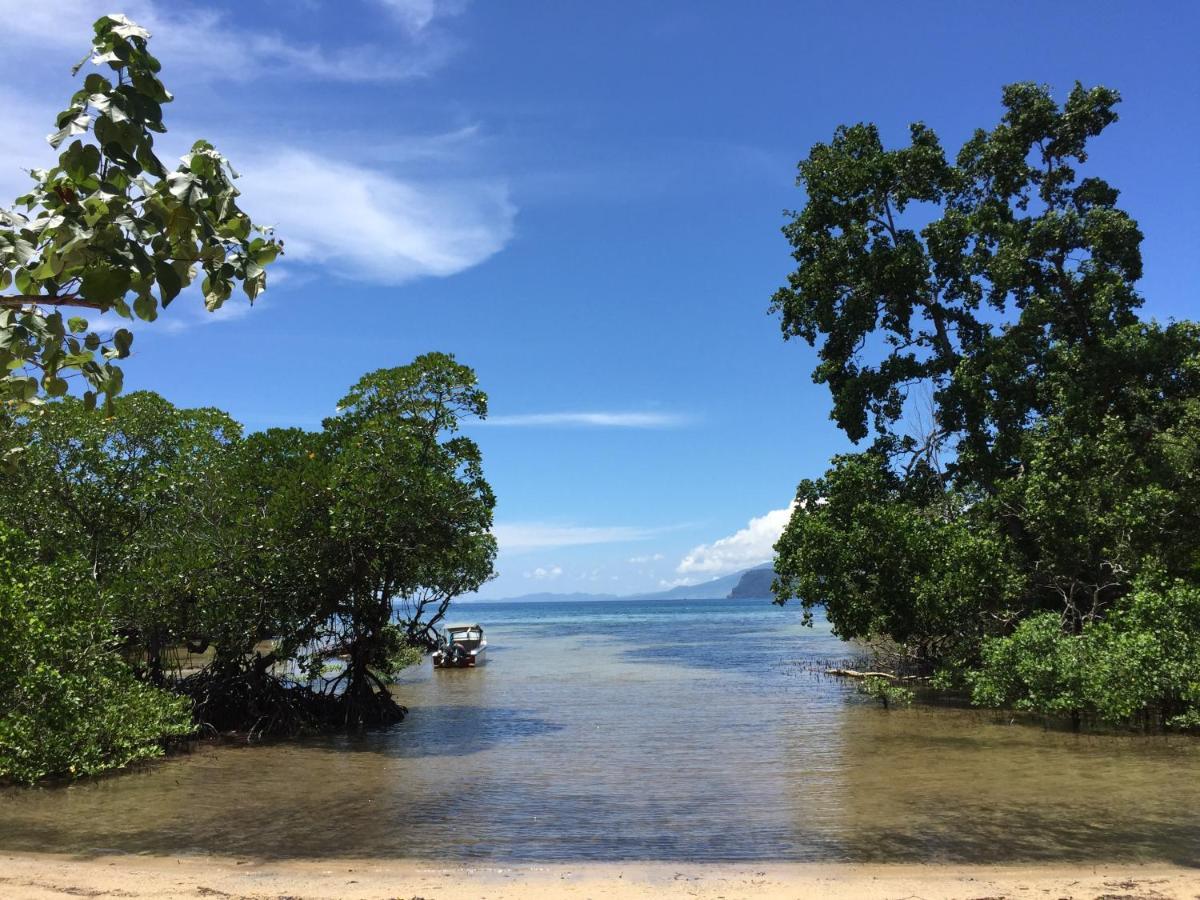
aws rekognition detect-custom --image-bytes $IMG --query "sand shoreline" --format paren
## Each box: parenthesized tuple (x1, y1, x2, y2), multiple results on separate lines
(2, 852, 1198, 899)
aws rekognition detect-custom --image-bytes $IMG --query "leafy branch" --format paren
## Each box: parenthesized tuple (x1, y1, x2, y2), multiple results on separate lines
(0, 14, 281, 411)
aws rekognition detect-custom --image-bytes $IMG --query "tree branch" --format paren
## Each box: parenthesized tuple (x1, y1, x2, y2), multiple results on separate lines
(0, 294, 107, 311)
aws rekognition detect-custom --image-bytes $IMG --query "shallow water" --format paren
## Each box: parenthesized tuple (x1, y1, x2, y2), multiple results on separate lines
(2, 597, 1199, 863)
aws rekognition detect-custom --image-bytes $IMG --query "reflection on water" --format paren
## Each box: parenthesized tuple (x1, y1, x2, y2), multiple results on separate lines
(2, 598, 1199, 863)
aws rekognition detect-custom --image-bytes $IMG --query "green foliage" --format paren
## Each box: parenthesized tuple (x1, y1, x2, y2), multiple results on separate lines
(190, 426, 338, 674)
(857, 676, 915, 710)
(317, 352, 497, 725)
(0, 353, 497, 757)
(774, 451, 1023, 672)
(0, 527, 192, 784)
(771, 81, 1139, 470)
(0, 15, 280, 411)
(969, 613, 1087, 719)
(372, 624, 426, 680)
(0, 392, 241, 682)
(771, 82, 1200, 730)
(970, 574, 1200, 727)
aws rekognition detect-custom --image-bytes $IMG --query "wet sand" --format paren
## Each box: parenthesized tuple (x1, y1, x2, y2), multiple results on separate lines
(3, 853, 1199, 900)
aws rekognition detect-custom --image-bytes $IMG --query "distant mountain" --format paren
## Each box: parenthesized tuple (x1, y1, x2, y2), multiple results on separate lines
(473, 563, 775, 603)
(642, 568, 751, 601)
(727, 564, 775, 599)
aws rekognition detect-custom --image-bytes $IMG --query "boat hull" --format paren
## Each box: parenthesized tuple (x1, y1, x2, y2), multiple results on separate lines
(433, 646, 486, 668)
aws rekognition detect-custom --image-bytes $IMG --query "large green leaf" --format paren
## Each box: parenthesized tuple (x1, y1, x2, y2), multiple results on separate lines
(80, 265, 132, 305)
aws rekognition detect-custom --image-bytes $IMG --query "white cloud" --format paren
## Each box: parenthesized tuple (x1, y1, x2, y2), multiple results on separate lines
(0, 81, 514, 290)
(628, 553, 664, 564)
(0, 6, 514, 294)
(0, 0, 103, 48)
(481, 411, 692, 428)
(158, 295, 261, 334)
(523, 565, 562, 580)
(226, 148, 516, 285)
(675, 503, 796, 577)
(0, 0, 457, 83)
(376, 0, 466, 33)
(493, 522, 675, 553)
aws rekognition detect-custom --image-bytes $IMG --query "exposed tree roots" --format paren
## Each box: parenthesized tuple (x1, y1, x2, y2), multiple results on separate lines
(175, 667, 406, 740)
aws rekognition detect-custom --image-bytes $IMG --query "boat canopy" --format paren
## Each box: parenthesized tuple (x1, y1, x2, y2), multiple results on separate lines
(445, 623, 483, 633)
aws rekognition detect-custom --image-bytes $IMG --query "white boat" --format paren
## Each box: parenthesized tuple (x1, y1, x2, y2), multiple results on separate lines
(432, 623, 487, 668)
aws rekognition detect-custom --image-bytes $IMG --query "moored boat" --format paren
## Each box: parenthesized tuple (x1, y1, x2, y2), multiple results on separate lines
(432, 623, 487, 668)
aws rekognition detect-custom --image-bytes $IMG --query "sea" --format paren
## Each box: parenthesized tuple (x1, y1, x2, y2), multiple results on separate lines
(2, 596, 1199, 864)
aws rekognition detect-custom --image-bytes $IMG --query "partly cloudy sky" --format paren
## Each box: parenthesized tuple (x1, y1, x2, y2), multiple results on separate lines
(3, 1, 1196, 597)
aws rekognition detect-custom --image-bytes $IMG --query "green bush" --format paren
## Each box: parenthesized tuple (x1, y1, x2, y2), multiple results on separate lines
(969, 573, 1200, 729)
(857, 676, 915, 709)
(0, 529, 193, 784)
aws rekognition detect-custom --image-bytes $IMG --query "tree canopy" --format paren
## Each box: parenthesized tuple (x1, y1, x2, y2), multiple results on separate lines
(0, 353, 497, 780)
(771, 82, 1200, 730)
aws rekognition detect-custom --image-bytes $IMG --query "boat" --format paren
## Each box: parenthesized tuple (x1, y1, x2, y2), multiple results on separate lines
(432, 623, 487, 668)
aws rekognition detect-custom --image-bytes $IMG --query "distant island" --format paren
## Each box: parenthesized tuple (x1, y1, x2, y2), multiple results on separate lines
(473, 563, 776, 603)
(728, 566, 775, 598)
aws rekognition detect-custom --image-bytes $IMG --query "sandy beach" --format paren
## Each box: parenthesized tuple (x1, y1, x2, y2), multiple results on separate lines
(2, 853, 1198, 900)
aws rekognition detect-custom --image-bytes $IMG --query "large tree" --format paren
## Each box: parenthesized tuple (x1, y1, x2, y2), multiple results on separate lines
(0, 391, 240, 682)
(318, 352, 498, 727)
(0, 15, 279, 413)
(771, 83, 1141, 483)
(771, 83, 1200, 728)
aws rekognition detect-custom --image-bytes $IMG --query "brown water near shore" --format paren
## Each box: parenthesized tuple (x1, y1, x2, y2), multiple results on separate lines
(1, 598, 1199, 864)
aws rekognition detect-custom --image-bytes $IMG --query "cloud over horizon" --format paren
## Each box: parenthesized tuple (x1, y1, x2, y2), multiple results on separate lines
(675, 503, 795, 577)
(523, 565, 563, 580)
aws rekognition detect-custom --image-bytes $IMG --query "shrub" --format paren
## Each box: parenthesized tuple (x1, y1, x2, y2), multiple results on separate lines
(968, 572, 1200, 729)
(857, 676, 915, 709)
(0, 528, 193, 784)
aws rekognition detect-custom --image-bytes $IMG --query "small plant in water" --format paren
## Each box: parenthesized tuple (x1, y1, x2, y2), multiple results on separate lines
(858, 676, 915, 710)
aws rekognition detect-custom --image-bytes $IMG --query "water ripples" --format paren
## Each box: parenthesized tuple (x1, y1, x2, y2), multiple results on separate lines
(2, 597, 1199, 863)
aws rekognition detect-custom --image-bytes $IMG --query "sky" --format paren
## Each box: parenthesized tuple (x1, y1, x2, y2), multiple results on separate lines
(2, 1, 1197, 598)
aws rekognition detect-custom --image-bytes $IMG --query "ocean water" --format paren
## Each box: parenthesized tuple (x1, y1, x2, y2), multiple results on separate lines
(2, 596, 1199, 863)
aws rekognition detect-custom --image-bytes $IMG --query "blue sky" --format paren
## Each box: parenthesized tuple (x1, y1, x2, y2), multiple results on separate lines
(2, 1, 1197, 598)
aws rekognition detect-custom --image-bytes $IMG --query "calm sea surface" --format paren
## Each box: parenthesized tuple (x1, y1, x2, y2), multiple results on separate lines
(3, 597, 1199, 863)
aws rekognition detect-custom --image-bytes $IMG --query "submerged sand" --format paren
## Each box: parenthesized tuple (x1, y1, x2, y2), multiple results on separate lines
(2, 853, 1199, 899)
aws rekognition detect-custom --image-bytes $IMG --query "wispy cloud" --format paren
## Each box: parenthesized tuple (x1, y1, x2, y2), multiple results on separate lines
(522, 565, 562, 580)
(494, 522, 678, 553)
(481, 411, 693, 428)
(1, 84, 515, 291)
(1, 4, 514, 301)
(675, 503, 795, 577)
(658, 576, 699, 589)
(236, 148, 514, 285)
(628, 553, 664, 564)
(376, 0, 467, 34)
(158, 295, 262, 334)
(0, 87, 55, 202)
(0, 0, 460, 83)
